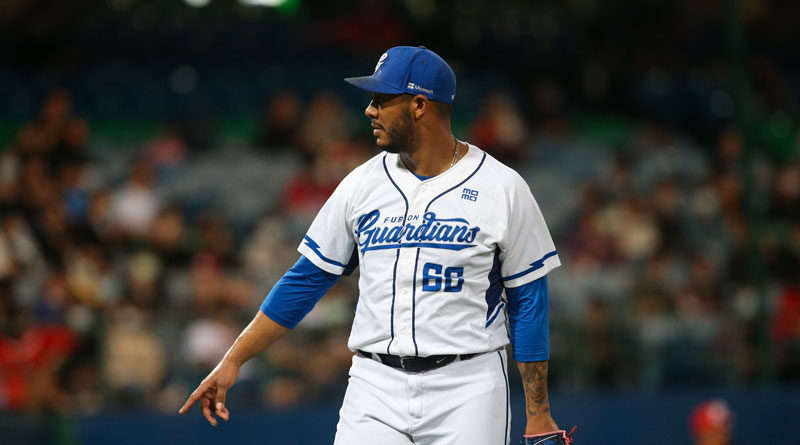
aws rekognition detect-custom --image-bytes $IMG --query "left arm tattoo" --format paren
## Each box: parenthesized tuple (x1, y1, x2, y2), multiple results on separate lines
(518, 360, 550, 417)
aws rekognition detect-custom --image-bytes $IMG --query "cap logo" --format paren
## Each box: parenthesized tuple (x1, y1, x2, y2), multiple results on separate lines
(407, 82, 434, 95)
(374, 53, 388, 73)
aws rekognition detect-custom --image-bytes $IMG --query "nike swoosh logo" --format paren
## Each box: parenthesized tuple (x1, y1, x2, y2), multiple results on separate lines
(435, 357, 447, 364)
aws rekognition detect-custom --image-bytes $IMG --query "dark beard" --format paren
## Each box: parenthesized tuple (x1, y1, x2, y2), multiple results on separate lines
(379, 111, 417, 154)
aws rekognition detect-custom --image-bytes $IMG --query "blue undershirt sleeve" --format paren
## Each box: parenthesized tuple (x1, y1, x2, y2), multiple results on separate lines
(260, 255, 341, 329)
(505, 275, 550, 362)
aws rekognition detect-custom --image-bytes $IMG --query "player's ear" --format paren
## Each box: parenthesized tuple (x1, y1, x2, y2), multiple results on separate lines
(409, 95, 428, 120)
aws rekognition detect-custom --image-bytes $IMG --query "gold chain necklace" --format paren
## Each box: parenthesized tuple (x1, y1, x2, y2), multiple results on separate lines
(450, 137, 460, 168)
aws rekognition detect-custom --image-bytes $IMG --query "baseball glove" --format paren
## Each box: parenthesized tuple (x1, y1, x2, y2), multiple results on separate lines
(522, 426, 576, 445)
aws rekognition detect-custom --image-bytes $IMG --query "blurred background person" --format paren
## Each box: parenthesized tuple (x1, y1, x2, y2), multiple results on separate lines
(689, 399, 734, 445)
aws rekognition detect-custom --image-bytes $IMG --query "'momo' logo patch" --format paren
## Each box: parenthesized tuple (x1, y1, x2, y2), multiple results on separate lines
(461, 188, 478, 202)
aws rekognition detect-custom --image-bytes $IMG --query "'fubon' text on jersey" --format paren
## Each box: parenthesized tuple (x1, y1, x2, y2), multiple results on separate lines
(298, 144, 560, 357)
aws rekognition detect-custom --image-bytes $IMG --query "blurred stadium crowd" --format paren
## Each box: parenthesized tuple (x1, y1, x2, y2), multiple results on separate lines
(1, 0, 799, 416)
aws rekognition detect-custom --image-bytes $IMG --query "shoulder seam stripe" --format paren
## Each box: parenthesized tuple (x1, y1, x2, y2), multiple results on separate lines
(501, 250, 558, 282)
(303, 236, 346, 269)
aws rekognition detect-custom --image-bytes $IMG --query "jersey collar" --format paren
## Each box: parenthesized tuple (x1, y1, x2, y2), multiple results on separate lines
(386, 143, 483, 192)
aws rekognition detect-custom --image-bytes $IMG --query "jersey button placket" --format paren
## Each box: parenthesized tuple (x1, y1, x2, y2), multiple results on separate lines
(402, 191, 426, 355)
(397, 281, 412, 349)
(394, 217, 415, 354)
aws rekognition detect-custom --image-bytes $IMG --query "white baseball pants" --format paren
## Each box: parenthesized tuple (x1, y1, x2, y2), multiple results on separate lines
(333, 349, 511, 445)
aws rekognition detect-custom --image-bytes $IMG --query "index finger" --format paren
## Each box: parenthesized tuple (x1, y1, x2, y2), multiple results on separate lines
(179, 384, 208, 414)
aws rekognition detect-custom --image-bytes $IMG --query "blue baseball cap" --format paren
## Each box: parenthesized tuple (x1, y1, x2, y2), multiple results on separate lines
(345, 46, 456, 104)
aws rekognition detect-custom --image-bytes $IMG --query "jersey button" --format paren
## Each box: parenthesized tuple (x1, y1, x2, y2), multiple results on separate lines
(420, 185, 428, 192)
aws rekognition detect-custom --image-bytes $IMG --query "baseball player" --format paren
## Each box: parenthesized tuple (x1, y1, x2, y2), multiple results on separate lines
(180, 46, 573, 445)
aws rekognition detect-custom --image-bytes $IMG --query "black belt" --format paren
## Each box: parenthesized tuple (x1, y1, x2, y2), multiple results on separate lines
(356, 349, 482, 373)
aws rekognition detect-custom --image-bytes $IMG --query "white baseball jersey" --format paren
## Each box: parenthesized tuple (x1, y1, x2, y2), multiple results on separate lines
(298, 144, 560, 357)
